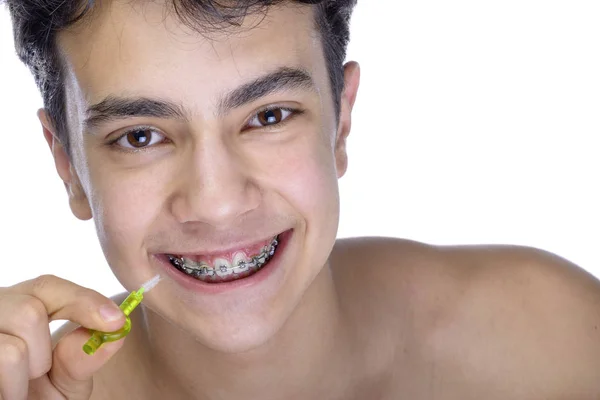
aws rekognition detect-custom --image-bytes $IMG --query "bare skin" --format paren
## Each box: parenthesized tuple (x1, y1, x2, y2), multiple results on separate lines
(1, 1, 599, 399)
(69, 238, 600, 400)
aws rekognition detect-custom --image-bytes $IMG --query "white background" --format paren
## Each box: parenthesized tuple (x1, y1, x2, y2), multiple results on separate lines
(0, 1, 598, 301)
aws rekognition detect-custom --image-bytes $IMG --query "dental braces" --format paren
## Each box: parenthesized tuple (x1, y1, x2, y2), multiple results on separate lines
(168, 237, 278, 277)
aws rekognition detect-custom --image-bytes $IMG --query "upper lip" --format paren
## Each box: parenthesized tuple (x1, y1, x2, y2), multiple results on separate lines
(158, 232, 283, 257)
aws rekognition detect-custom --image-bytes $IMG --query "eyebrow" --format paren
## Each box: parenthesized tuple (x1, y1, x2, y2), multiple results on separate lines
(83, 67, 315, 132)
(83, 96, 188, 131)
(217, 67, 315, 115)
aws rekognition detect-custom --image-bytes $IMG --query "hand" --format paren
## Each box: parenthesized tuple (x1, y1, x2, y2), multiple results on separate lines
(0, 275, 126, 400)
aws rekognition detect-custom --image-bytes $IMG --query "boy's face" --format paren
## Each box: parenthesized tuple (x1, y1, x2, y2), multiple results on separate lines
(46, 1, 358, 352)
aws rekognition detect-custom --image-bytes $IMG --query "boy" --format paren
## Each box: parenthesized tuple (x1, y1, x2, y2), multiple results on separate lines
(1, 1, 599, 399)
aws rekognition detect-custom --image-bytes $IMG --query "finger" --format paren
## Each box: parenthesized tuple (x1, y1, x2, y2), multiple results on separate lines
(0, 294, 52, 379)
(0, 333, 29, 400)
(49, 327, 125, 400)
(10, 275, 126, 332)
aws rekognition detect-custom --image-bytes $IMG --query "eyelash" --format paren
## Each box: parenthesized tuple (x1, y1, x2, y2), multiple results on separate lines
(107, 125, 168, 153)
(242, 105, 304, 131)
(107, 106, 304, 152)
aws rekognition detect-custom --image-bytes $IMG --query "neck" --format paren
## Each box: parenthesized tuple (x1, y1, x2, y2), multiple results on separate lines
(138, 265, 362, 400)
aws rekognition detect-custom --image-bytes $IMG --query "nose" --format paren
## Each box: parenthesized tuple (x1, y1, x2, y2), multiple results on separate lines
(169, 135, 261, 228)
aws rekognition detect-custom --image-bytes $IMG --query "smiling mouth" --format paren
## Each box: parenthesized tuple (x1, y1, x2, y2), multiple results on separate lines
(166, 235, 279, 283)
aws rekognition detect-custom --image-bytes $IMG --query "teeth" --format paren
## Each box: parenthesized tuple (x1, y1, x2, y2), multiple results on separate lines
(168, 234, 280, 281)
(214, 258, 233, 277)
(232, 252, 250, 274)
(169, 255, 186, 269)
(198, 263, 214, 277)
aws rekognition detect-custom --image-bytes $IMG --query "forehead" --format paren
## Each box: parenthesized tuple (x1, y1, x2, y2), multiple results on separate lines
(57, 1, 325, 111)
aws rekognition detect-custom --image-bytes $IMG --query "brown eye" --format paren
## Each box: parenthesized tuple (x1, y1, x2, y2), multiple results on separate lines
(127, 129, 151, 147)
(258, 109, 283, 125)
(114, 128, 166, 149)
(247, 107, 294, 129)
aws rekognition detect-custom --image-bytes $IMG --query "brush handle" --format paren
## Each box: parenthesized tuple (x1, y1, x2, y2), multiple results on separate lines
(82, 316, 132, 355)
(82, 290, 143, 355)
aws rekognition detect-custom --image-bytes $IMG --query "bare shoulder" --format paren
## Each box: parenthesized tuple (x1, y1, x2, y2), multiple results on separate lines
(431, 244, 600, 397)
(329, 236, 442, 320)
(434, 246, 600, 399)
(330, 236, 463, 325)
(332, 238, 600, 398)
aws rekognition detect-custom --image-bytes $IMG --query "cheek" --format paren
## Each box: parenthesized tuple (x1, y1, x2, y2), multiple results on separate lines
(89, 166, 165, 258)
(265, 134, 340, 229)
(266, 134, 341, 275)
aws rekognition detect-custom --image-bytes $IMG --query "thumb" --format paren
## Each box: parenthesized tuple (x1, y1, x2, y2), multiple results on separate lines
(47, 327, 125, 399)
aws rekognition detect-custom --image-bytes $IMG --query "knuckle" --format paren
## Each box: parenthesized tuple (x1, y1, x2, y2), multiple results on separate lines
(0, 337, 27, 367)
(16, 296, 47, 329)
(31, 274, 59, 293)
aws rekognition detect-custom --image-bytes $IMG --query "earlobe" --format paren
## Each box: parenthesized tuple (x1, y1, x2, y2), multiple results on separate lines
(335, 61, 361, 178)
(37, 109, 92, 220)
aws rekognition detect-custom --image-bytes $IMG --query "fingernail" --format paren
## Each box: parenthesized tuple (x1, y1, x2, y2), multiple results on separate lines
(99, 304, 123, 322)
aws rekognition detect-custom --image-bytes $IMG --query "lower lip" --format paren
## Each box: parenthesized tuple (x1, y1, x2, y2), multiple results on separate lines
(154, 230, 292, 294)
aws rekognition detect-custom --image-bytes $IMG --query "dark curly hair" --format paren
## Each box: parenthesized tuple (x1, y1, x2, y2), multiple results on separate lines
(4, 0, 357, 155)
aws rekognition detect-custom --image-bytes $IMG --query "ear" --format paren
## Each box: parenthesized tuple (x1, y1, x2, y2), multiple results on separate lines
(38, 109, 92, 221)
(334, 61, 360, 178)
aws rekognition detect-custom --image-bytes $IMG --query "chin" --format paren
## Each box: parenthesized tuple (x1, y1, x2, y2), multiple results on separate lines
(197, 319, 286, 354)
